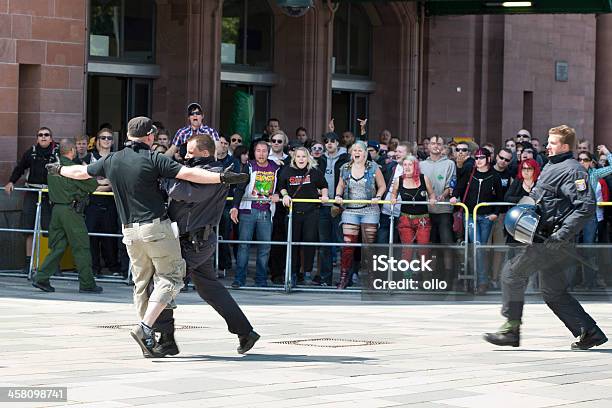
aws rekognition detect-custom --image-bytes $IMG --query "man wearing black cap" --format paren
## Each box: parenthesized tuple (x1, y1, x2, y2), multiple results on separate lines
(314, 119, 349, 286)
(165, 102, 220, 160)
(46, 116, 247, 358)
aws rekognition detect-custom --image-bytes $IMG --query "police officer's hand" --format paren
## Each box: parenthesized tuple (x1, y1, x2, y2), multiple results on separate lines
(544, 233, 566, 251)
(4, 181, 13, 195)
(229, 208, 239, 224)
(220, 168, 249, 185)
(45, 162, 62, 176)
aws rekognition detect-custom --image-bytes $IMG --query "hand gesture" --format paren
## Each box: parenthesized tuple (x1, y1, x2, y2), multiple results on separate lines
(597, 145, 610, 155)
(358, 118, 368, 135)
(320, 195, 329, 203)
(449, 197, 458, 204)
(328, 118, 335, 133)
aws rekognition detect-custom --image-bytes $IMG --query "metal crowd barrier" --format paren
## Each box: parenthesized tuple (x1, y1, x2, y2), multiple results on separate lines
(473, 201, 612, 294)
(216, 198, 470, 294)
(0, 186, 130, 284)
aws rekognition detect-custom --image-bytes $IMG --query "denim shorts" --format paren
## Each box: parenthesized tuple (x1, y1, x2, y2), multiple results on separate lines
(341, 211, 380, 225)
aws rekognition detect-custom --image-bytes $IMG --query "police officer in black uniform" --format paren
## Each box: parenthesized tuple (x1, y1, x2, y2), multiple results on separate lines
(152, 133, 259, 357)
(5, 127, 59, 272)
(46, 117, 248, 358)
(484, 125, 608, 350)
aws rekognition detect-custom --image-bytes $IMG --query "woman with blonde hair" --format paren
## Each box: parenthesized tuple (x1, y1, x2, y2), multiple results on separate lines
(277, 147, 329, 285)
(335, 141, 386, 289)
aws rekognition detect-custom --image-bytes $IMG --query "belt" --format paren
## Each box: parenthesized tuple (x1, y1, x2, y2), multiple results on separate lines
(123, 216, 168, 229)
(25, 183, 47, 189)
(401, 213, 429, 219)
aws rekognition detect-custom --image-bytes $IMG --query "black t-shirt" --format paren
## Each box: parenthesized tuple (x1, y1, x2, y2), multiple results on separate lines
(398, 174, 429, 215)
(493, 166, 513, 213)
(277, 166, 328, 212)
(87, 144, 182, 225)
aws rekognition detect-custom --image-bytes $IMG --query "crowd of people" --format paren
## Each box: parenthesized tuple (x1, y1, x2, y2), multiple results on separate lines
(5, 102, 612, 295)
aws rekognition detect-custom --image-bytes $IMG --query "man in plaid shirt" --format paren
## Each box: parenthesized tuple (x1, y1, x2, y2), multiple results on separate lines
(165, 102, 220, 159)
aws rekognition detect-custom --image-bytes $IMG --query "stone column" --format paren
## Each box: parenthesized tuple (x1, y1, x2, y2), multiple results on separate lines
(594, 14, 612, 147)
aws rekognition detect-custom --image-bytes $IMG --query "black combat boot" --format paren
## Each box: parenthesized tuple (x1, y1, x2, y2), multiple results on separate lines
(571, 326, 608, 350)
(237, 331, 260, 354)
(483, 320, 521, 347)
(152, 331, 180, 356)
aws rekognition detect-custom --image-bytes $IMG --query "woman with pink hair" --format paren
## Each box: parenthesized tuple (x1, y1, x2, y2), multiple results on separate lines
(391, 156, 436, 267)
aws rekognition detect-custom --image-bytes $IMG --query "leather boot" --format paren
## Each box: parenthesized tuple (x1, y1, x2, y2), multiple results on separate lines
(483, 321, 521, 347)
(337, 237, 356, 289)
(571, 326, 608, 350)
(152, 331, 180, 357)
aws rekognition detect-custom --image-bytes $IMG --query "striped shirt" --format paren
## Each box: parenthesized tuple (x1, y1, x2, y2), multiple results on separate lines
(172, 125, 220, 146)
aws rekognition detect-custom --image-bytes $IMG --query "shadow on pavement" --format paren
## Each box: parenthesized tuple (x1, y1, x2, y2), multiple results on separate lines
(153, 353, 376, 364)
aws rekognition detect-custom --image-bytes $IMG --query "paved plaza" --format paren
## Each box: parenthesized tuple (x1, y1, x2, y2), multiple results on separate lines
(1, 276, 612, 408)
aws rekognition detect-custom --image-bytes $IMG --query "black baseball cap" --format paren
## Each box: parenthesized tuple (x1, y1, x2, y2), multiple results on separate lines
(127, 117, 156, 138)
(187, 102, 202, 114)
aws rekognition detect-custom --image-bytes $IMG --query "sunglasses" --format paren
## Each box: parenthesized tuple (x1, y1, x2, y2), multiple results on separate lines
(37, 132, 51, 137)
(98, 136, 113, 141)
(189, 111, 202, 116)
(497, 156, 511, 162)
(324, 139, 336, 144)
(522, 167, 534, 170)
(311, 146, 324, 152)
(271, 139, 284, 144)
(517, 135, 529, 139)
(578, 158, 592, 163)
(475, 155, 487, 160)
(231, 138, 242, 143)
(456, 148, 469, 152)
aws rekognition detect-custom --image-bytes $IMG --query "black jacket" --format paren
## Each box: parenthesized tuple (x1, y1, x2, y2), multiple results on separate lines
(454, 167, 503, 215)
(530, 151, 595, 239)
(504, 178, 530, 204)
(162, 157, 229, 235)
(9, 143, 60, 185)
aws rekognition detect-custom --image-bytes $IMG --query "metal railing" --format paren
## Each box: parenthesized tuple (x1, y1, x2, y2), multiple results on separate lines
(473, 201, 612, 293)
(3, 183, 610, 295)
(0, 186, 130, 283)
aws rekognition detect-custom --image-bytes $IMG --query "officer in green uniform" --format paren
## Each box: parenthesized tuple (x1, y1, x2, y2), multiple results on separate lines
(32, 139, 102, 293)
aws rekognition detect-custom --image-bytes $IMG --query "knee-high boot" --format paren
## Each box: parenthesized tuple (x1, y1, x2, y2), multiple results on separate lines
(338, 235, 358, 289)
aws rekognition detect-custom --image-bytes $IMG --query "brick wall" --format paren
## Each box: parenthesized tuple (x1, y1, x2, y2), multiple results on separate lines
(0, 0, 86, 184)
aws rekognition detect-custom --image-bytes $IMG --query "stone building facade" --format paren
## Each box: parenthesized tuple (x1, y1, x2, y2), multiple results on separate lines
(1, 0, 612, 182)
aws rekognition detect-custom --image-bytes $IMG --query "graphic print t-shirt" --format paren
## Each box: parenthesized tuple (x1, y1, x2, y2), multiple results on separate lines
(250, 160, 280, 211)
(277, 166, 328, 212)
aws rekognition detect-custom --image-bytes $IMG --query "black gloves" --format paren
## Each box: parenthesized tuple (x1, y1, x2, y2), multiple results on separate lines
(220, 166, 248, 185)
(544, 232, 567, 251)
(45, 162, 63, 176)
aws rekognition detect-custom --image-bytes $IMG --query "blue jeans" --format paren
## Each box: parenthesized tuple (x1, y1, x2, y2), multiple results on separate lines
(234, 209, 272, 286)
(376, 213, 402, 244)
(468, 214, 494, 285)
(319, 206, 341, 285)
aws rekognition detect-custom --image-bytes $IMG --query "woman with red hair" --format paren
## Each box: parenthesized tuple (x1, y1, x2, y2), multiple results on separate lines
(390, 155, 436, 266)
(504, 158, 541, 246)
(504, 158, 541, 204)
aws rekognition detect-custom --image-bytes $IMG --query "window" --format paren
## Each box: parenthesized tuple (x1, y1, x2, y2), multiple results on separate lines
(89, 0, 155, 63)
(333, 3, 371, 77)
(222, 0, 273, 69)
